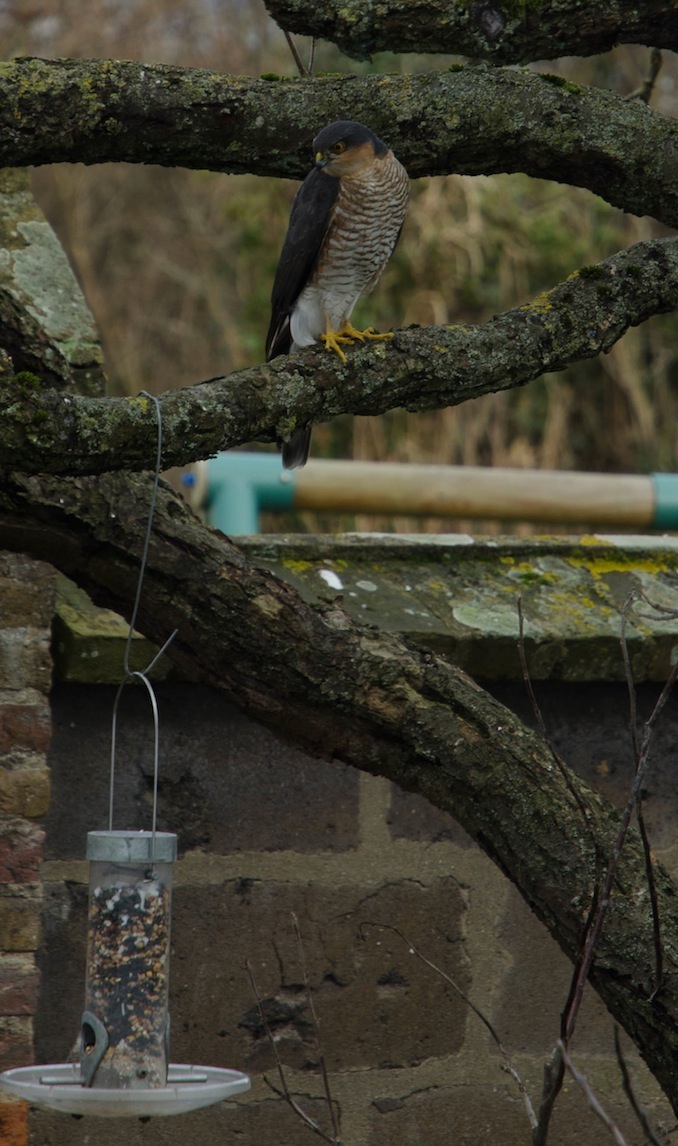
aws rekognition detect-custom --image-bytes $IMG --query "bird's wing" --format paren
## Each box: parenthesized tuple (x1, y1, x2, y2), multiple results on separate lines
(265, 168, 339, 360)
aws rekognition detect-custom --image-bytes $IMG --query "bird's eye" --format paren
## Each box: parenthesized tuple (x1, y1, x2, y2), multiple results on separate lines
(331, 141, 347, 154)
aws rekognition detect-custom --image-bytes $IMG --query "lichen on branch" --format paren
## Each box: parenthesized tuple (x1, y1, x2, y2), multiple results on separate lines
(1, 237, 677, 477)
(1, 58, 677, 227)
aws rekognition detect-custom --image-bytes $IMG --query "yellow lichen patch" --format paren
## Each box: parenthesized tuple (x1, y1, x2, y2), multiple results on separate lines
(520, 290, 553, 314)
(329, 557, 350, 572)
(281, 558, 314, 574)
(566, 554, 675, 578)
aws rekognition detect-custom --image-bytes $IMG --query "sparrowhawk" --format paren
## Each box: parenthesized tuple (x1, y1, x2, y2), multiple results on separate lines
(266, 120, 409, 469)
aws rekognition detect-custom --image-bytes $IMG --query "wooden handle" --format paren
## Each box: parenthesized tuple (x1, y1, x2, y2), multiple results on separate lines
(295, 462, 654, 527)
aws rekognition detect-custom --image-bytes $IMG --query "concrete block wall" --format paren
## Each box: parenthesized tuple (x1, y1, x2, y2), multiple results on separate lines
(2, 538, 678, 1144)
(34, 681, 677, 1145)
(0, 555, 55, 1146)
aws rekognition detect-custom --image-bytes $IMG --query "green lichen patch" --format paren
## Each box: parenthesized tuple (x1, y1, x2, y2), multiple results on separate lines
(233, 535, 678, 685)
(53, 574, 165, 684)
(52, 528, 678, 686)
(12, 222, 100, 345)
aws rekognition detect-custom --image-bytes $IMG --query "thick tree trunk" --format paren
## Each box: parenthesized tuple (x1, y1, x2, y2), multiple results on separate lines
(1, 464, 678, 1109)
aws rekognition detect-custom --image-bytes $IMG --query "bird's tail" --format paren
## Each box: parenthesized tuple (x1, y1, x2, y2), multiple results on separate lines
(282, 428, 312, 469)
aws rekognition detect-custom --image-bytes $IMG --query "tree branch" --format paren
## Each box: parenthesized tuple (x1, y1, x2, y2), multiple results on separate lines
(263, 0, 678, 64)
(1, 465, 678, 1111)
(2, 237, 677, 475)
(1, 59, 678, 226)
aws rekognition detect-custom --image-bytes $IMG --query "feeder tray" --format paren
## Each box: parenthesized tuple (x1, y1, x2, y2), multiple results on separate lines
(0, 1063, 250, 1117)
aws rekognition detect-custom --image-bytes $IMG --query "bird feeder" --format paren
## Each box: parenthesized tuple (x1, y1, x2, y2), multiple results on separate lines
(0, 825, 250, 1116)
(80, 829, 176, 1091)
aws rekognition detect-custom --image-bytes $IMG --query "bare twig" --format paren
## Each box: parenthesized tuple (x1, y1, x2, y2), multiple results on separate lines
(636, 806, 664, 1000)
(533, 1048, 565, 1146)
(262, 1073, 340, 1143)
(558, 1041, 628, 1145)
(525, 590, 677, 1143)
(626, 48, 663, 103)
(541, 602, 678, 1142)
(620, 594, 663, 998)
(620, 592, 641, 762)
(561, 618, 678, 1048)
(620, 590, 678, 998)
(361, 921, 537, 1131)
(613, 1026, 663, 1146)
(308, 37, 317, 75)
(518, 596, 603, 1145)
(644, 1123, 678, 1144)
(292, 913, 341, 1144)
(245, 959, 339, 1144)
(283, 29, 310, 77)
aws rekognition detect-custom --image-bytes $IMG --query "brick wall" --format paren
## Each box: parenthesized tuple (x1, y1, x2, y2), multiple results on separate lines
(0, 554, 55, 1146)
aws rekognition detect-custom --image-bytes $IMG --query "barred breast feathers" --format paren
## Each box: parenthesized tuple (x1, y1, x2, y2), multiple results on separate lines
(314, 151, 409, 296)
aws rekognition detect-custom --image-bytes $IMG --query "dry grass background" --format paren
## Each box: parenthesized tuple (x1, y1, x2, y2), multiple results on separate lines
(2, 1, 677, 532)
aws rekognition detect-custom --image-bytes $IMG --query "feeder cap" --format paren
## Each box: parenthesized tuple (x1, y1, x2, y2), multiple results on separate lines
(86, 830, 177, 863)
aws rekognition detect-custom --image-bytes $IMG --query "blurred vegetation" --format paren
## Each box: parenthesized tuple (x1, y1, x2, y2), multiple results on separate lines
(2, 0, 678, 532)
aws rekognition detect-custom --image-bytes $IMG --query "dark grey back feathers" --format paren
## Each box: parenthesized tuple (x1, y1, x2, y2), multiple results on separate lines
(265, 168, 339, 360)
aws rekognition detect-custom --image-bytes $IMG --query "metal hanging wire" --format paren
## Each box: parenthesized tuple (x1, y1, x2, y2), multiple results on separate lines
(108, 391, 178, 864)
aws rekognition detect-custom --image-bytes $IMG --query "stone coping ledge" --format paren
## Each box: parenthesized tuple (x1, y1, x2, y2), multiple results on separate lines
(53, 534, 678, 684)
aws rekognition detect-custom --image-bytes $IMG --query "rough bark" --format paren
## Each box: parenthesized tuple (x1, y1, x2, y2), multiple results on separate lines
(1, 464, 678, 1109)
(264, 0, 678, 63)
(1, 59, 678, 227)
(2, 237, 678, 476)
(0, 169, 106, 396)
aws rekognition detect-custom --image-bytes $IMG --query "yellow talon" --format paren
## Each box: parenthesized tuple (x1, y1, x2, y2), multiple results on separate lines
(321, 323, 394, 364)
(338, 322, 394, 343)
(320, 330, 354, 363)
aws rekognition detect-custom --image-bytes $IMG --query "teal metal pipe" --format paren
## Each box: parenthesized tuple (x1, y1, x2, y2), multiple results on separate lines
(651, 474, 678, 530)
(204, 452, 295, 534)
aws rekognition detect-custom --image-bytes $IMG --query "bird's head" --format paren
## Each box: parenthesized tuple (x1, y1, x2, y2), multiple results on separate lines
(313, 120, 389, 176)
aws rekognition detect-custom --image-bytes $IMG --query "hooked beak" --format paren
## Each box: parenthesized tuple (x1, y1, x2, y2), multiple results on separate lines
(315, 151, 328, 169)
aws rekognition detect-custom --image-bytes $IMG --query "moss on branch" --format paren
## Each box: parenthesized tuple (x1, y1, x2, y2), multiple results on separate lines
(264, 0, 678, 64)
(1, 58, 678, 226)
(2, 237, 677, 476)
